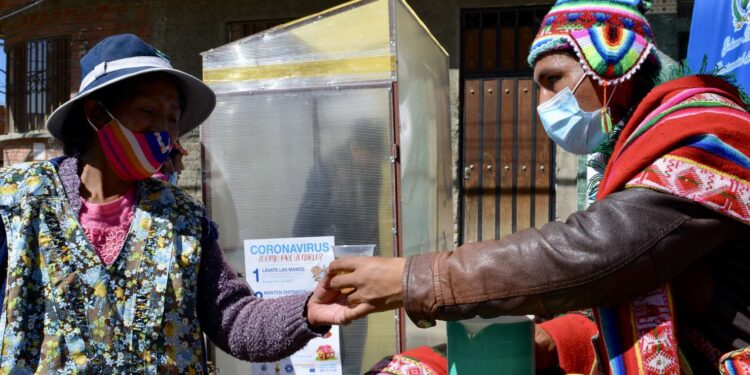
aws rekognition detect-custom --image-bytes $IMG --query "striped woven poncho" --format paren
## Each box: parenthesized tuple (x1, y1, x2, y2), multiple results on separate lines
(596, 75, 750, 375)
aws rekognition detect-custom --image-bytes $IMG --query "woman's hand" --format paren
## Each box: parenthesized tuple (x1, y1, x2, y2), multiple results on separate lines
(305, 275, 350, 327)
(327, 256, 406, 324)
(169, 141, 188, 173)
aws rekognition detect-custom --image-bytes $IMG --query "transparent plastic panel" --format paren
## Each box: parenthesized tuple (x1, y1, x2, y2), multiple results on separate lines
(395, 0, 452, 258)
(201, 0, 396, 92)
(202, 86, 397, 374)
(394, 0, 453, 351)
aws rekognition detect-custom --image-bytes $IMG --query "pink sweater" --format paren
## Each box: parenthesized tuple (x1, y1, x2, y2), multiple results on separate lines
(79, 188, 136, 265)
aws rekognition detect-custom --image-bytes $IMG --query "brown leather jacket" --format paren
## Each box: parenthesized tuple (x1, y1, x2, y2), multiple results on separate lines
(404, 188, 750, 370)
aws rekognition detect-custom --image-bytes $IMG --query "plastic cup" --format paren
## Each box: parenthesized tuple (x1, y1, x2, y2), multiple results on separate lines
(333, 244, 376, 258)
(333, 244, 375, 293)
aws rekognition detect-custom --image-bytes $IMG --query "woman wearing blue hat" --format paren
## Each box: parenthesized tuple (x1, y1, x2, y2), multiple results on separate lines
(0, 34, 347, 373)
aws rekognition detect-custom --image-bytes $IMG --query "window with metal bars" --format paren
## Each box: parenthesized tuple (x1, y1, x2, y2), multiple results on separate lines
(7, 36, 70, 133)
(461, 7, 549, 77)
(227, 19, 291, 42)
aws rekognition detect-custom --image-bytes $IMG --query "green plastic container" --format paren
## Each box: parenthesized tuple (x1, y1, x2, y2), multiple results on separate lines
(447, 316, 534, 375)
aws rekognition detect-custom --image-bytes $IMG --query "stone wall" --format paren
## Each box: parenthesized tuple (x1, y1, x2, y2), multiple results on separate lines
(2, 138, 62, 166)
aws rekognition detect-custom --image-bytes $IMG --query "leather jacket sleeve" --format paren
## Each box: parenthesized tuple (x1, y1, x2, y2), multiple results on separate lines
(403, 188, 748, 327)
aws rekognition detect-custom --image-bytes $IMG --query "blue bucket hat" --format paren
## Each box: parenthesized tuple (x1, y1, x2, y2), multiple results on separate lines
(46, 33, 216, 140)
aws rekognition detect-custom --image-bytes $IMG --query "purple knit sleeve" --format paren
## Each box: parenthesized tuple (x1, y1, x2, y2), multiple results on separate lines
(196, 236, 328, 362)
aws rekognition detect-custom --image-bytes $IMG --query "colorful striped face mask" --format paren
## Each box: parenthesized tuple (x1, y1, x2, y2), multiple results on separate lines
(87, 103, 173, 181)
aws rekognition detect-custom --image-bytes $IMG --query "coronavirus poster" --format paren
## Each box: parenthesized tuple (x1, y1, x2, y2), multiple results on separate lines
(244, 236, 342, 375)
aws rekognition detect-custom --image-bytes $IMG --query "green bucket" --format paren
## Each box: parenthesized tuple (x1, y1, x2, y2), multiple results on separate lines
(447, 316, 534, 375)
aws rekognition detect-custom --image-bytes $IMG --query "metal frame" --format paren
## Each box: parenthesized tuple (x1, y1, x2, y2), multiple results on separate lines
(389, 81, 405, 353)
(511, 78, 518, 234)
(458, 5, 551, 245)
(201, 81, 402, 367)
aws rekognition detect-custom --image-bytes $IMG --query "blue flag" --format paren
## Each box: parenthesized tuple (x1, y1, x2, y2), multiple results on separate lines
(688, 0, 750, 92)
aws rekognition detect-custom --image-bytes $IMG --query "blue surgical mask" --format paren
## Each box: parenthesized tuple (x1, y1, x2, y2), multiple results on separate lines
(537, 74, 613, 155)
(165, 158, 180, 185)
(168, 171, 179, 185)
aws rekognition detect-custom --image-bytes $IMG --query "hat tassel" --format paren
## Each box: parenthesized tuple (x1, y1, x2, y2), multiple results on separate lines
(601, 82, 614, 134)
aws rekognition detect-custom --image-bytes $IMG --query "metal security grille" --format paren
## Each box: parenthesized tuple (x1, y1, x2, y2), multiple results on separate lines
(460, 7, 553, 244)
(7, 37, 69, 133)
(462, 7, 549, 76)
(462, 78, 554, 242)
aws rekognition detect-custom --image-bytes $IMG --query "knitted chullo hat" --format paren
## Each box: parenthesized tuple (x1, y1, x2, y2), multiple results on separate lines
(528, 0, 661, 86)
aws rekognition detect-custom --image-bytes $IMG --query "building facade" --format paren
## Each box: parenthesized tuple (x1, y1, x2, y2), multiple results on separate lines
(0, 0, 693, 227)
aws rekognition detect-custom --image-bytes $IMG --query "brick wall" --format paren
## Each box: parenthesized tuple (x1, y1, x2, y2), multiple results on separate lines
(0, 1, 38, 18)
(0, 1, 151, 169)
(0, 1, 150, 98)
(2, 140, 62, 166)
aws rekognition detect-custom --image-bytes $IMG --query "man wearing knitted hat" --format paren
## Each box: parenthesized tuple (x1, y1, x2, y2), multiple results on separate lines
(328, 1, 750, 374)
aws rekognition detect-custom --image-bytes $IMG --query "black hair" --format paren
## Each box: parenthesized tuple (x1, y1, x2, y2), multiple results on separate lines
(630, 54, 660, 104)
(60, 72, 187, 157)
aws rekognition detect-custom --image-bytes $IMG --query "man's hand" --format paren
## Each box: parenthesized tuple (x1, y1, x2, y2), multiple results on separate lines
(327, 256, 406, 324)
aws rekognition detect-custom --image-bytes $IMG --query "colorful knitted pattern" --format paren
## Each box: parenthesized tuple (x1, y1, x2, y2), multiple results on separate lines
(366, 346, 447, 375)
(595, 75, 750, 374)
(720, 347, 750, 375)
(528, 0, 660, 85)
(595, 286, 680, 374)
